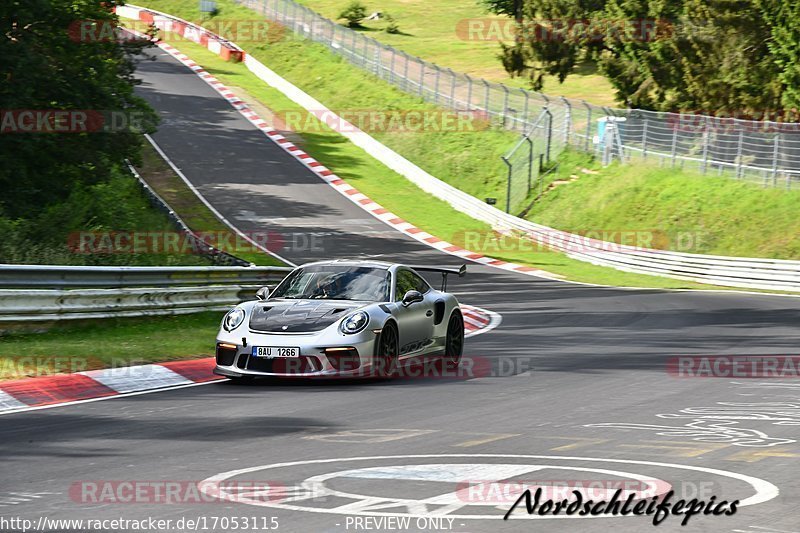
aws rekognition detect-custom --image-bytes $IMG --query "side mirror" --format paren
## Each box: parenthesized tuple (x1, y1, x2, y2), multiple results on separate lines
(256, 286, 271, 301)
(402, 290, 424, 307)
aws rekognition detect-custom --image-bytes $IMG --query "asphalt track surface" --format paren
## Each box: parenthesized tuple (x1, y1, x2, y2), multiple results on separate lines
(2, 48, 800, 533)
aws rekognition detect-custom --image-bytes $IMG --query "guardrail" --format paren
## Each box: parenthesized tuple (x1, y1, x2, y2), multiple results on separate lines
(118, 7, 800, 293)
(0, 264, 292, 326)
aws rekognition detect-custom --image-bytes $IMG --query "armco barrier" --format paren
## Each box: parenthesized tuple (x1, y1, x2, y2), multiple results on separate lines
(116, 5, 244, 62)
(118, 8, 800, 293)
(0, 264, 292, 325)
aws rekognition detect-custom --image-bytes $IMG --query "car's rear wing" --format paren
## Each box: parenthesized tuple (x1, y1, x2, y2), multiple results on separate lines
(409, 264, 466, 291)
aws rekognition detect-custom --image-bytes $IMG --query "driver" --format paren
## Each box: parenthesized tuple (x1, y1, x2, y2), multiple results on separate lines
(310, 273, 344, 299)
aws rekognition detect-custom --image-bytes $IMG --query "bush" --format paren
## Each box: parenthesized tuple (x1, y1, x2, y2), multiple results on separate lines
(339, 1, 367, 28)
(383, 12, 399, 34)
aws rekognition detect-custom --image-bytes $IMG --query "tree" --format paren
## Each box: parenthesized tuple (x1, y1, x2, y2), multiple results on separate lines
(492, 0, 790, 113)
(756, 0, 800, 112)
(338, 1, 367, 28)
(0, 0, 158, 218)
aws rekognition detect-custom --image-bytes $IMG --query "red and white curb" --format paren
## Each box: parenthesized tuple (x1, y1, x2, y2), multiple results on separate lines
(118, 13, 556, 281)
(0, 359, 219, 415)
(0, 305, 497, 415)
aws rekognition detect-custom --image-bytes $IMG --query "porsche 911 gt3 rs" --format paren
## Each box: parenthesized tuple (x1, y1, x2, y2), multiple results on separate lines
(213, 260, 466, 379)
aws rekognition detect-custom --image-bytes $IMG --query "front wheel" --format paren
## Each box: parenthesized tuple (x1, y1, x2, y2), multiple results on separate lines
(444, 311, 464, 370)
(375, 322, 399, 378)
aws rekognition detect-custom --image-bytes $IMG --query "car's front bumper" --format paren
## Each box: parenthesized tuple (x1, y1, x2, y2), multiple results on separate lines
(214, 328, 381, 378)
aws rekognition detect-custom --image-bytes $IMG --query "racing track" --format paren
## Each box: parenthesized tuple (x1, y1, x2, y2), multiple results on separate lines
(2, 47, 800, 533)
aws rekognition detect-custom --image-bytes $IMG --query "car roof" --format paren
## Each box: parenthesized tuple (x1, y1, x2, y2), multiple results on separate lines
(300, 259, 396, 270)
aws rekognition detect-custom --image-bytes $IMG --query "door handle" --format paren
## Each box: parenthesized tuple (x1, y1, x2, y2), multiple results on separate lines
(426, 310, 433, 317)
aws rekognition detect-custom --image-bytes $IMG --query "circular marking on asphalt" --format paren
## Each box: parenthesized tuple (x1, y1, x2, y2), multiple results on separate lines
(200, 454, 778, 520)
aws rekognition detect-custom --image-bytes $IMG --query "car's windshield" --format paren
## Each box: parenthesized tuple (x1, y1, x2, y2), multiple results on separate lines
(271, 265, 391, 301)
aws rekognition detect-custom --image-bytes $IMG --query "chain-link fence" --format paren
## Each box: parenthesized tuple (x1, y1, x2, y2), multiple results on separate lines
(234, 0, 800, 191)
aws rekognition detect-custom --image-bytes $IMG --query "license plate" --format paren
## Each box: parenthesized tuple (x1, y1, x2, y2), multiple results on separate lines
(251, 346, 300, 358)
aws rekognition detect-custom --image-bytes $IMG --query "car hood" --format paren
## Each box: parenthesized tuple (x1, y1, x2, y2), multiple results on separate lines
(248, 300, 367, 333)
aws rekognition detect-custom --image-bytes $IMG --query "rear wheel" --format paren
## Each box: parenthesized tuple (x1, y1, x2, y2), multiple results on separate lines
(444, 311, 464, 370)
(375, 322, 399, 377)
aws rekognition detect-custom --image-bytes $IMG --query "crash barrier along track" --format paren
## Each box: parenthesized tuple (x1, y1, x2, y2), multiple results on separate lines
(0, 264, 292, 326)
(119, 6, 800, 293)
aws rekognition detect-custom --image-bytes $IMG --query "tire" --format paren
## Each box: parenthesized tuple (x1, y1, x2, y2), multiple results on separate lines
(444, 311, 464, 370)
(375, 322, 399, 378)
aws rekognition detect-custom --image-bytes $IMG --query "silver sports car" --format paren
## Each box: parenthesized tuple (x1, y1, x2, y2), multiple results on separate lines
(214, 260, 466, 379)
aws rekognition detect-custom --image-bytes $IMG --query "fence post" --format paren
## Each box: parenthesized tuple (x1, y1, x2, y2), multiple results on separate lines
(465, 74, 473, 110)
(483, 80, 490, 118)
(736, 129, 744, 179)
(522, 89, 530, 127)
(433, 67, 441, 105)
(539, 154, 545, 198)
(502, 156, 512, 214)
(526, 136, 534, 194)
(583, 101, 592, 153)
(701, 118, 710, 174)
(388, 47, 395, 84)
(402, 51, 410, 91)
(449, 70, 457, 108)
(418, 61, 425, 98)
(502, 85, 510, 129)
(671, 123, 678, 167)
(560, 96, 571, 146)
(772, 133, 780, 187)
(642, 118, 649, 159)
(544, 107, 553, 162)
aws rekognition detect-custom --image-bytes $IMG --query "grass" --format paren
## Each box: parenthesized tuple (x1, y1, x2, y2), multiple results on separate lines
(528, 151, 800, 259)
(0, 313, 221, 380)
(290, 0, 618, 105)
(136, 139, 285, 266)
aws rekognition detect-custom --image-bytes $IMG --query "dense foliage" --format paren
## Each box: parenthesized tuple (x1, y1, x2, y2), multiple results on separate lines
(0, 0, 158, 219)
(485, 0, 799, 114)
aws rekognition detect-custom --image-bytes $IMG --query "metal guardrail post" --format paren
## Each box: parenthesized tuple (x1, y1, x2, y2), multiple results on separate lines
(448, 69, 456, 107)
(702, 117, 710, 175)
(560, 96, 571, 145)
(502, 156, 513, 213)
(543, 107, 553, 162)
(772, 134, 780, 187)
(388, 47, 395, 84)
(502, 85, 510, 128)
(483, 80, 491, 118)
(642, 118, 649, 159)
(736, 130, 744, 179)
(433, 67, 441, 104)
(525, 135, 534, 194)
(583, 101, 592, 152)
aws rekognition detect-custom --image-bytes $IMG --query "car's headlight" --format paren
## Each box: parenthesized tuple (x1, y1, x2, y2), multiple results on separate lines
(222, 307, 246, 332)
(341, 311, 369, 334)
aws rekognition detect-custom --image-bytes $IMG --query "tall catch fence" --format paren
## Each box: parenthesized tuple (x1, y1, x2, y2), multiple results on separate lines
(234, 0, 800, 209)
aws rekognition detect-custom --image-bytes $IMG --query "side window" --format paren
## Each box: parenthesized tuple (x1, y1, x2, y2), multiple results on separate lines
(394, 270, 430, 300)
(394, 270, 415, 301)
(409, 271, 430, 294)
